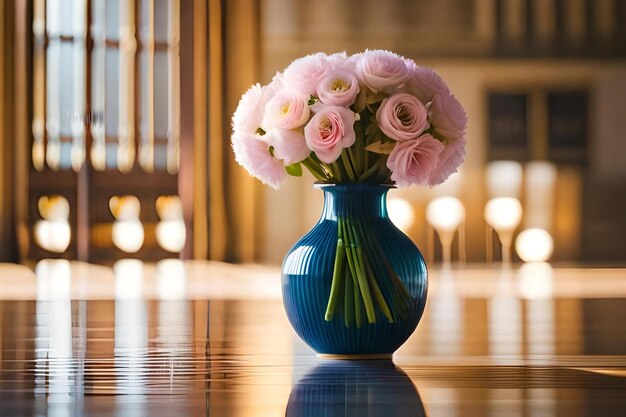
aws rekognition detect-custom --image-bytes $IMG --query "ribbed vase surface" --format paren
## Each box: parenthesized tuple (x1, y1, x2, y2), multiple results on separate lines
(282, 183, 428, 356)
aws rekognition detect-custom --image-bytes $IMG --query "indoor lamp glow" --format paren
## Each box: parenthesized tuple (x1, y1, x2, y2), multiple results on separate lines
(34, 196, 71, 253)
(426, 197, 465, 266)
(155, 196, 186, 253)
(484, 197, 522, 264)
(110, 196, 144, 253)
(387, 198, 415, 233)
(515, 228, 554, 263)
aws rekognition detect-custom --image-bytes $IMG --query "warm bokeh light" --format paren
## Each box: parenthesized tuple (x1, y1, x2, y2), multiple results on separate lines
(34, 220, 71, 253)
(38, 195, 70, 220)
(156, 220, 186, 253)
(110, 195, 144, 253)
(485, 197, 523, 264)
(156, 259, 187, 300)
(155, 195, 184, 221)
(109, 195, 141, 221)
(114, 259, 144, 300)
(35, 195, 71, 253)
(112, 220, 144, 253)
(484, 197, 523, 232)
(426, 197, 465, 232)
(486, 161, 523, 199)
(518, 262, 554, 299)
(525, 161, 557, 231)
(515, 228, 554, 262)
(387, 198, 415, 232)
(155, 196, 186, 252)
(35, 259, 71, 301)
(427, 197, 465, 267)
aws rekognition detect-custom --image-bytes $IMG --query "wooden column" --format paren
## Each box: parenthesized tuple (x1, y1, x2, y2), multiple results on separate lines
(179, 0, 195, 259)
(13, 1, 32, 262)
(193, 0, 208, 260)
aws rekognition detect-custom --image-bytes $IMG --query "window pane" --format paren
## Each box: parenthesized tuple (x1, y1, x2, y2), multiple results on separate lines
(91, 0, 106, 40)
(488, 93, 529, 161)
(154, 51, 169, 138)
(154, 0, 170, 43)
(46, 41, 63, 169)
(47, 0, 86, 38)
(91, 42, 106, 171)
(154, 143, 168, 170)
(548, 91, 588, 164)
(138, 49, 154, 171)
(138, 0, 153, 42)
(106, 143, 119, 169)
(60, 141, 72, 169)
(106, 0, 121, 40)
(105, 48, 120, 137)
(57, 42, 76, 137)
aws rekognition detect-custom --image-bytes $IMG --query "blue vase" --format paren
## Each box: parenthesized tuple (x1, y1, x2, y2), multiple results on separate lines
(282, 183, 428, 357)
(286, 360, 425, 416)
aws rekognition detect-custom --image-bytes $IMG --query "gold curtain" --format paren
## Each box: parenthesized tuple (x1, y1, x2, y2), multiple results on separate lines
(203, 0, 259, 262)
(0, 0, 260, 263)
(0, 1, 26, 263)
(0, 0, 13, 261)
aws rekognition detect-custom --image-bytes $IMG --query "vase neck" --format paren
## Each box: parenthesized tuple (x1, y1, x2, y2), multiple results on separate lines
(318, 184, 390, 220)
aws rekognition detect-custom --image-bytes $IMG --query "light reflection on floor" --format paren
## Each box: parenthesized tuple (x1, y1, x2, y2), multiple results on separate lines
(0, 261, 624, 416)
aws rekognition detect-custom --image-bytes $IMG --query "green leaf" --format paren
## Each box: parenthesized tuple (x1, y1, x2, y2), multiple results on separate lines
(308, 96, 317, 106)
(366, 91, 387, 105)
(285, 162, 303, 177)
(352, 90, 367, 113)
(365, 141, 395, 155)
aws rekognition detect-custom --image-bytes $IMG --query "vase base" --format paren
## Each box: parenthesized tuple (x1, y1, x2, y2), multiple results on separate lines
(317, 353, 393, 360)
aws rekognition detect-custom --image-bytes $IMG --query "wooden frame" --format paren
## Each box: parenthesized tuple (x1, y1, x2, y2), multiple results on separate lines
(20, 0, 198, 263)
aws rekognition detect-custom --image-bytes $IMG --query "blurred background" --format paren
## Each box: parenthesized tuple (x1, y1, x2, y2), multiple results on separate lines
(1, 0, 625, 267)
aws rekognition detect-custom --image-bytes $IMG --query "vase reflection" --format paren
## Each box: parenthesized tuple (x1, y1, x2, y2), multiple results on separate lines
(286, 360, 425, 417)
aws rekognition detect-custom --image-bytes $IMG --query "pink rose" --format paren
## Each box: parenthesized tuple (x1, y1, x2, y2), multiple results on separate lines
(304, 106, 356, 164)
(232, 83, 264, 134)
(280, 52, 330, 96)
(355, 50, 410, 93)
(232, 131, 286, 189)
(387, 134, 444, 187)
(376, 93, 428, 141)
(428, 136, 466, 186)
(429, 94, 467, 138)
(316, 71, 360, 106)
(264, 128, 310, 165)
(405, 63, 450, 103)
(263, 88, 310, 130)
(326, 51, 348, 68)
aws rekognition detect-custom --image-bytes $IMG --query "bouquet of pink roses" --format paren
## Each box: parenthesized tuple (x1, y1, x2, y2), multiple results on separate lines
(231, 50, 466, 326)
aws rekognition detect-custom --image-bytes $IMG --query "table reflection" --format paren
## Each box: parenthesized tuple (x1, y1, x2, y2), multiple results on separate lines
(0, 261, 624, 416)
(287, 360, 425, 417)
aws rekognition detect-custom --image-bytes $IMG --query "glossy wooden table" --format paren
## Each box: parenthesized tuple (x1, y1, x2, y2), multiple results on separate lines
(0, 260, 625, 416)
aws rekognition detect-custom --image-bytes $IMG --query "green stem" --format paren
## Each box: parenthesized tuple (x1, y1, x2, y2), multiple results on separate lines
(329, 162, 343, 181)
(324, 226, 345, 321)
(358, 156, 387, 182)
(360, 222, 412, 303)
(344, 260, 354, 327)
(302, 157, 327, 181)
(345, 218, 376, 324)
(340, 151, 357, 182)
(352, 267, 363, 328)
(364, 255, 394, 323)
(341, 219, 365, 327)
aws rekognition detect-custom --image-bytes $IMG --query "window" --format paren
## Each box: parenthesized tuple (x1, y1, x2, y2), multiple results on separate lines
(487, 89, 588, 165)
(30, 0, 184, 262)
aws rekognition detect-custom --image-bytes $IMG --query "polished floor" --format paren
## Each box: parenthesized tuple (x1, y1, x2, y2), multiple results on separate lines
(0, 260, 625, 416)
